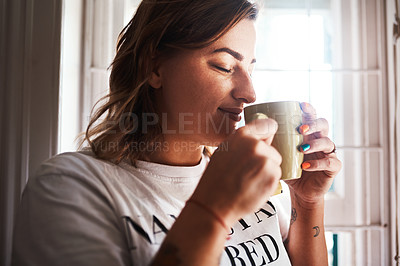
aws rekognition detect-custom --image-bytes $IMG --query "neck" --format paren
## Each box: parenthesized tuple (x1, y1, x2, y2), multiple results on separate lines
(142, 138, 204, 166)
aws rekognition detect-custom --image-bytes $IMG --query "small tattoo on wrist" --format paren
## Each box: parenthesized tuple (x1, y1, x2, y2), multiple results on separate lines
(290, 208, 297, 225)
(313, 226, 320, 237)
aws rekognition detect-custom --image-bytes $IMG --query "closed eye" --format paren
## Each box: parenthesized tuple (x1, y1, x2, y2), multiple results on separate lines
(214, 65, 232, 73)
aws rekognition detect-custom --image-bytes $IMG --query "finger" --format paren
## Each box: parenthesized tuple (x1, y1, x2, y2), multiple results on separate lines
(300, 102, 317, 121)
(256, 142, 283, 166)
(301, 157, 342, 175)
(299, 137, 335, 154)
(241, 118, 278, 145)
(299, 118, 329, 137)
(261, 162, 282, 196)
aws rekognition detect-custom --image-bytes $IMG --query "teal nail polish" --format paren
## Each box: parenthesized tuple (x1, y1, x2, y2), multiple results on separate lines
(301, 144, 311, 152)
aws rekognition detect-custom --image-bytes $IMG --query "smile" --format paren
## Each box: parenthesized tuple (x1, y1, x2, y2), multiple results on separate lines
(218, 107, 243, 122)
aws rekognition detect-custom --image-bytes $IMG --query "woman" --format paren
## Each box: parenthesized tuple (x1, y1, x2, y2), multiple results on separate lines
(12, 0, 341, 265)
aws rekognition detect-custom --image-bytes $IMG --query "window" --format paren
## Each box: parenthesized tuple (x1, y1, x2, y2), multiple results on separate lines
(59, 0, 84, 152)
(253, 1, 389, 265)
(252, 0, 387, 263)
(58, 0, 390, 264)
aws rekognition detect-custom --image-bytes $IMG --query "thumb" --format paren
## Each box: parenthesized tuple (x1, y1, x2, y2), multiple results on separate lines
(242, 118, 278, 145)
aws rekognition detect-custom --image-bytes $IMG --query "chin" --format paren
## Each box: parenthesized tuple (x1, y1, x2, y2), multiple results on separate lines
(202, 130, 234, 147)
(197, 116, 237, 145)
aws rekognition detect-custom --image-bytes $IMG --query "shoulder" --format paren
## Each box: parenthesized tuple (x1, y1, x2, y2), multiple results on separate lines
(25, 151, 129, 202)
(14, 151, 132, 265)
(20, 150, 131, 225)
(36, 150, 114, 178)
(32, 150, 132, 186)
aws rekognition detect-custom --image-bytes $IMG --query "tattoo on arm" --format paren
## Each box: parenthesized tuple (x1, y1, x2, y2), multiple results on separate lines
(151, 243, 182, 266)
(313, 226, 320, 237)
(290, 208, 297, 225)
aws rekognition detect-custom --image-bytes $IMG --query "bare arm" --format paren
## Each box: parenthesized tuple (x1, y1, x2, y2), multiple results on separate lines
(283, 102, 341, 266)
(284, 197, 327, 265)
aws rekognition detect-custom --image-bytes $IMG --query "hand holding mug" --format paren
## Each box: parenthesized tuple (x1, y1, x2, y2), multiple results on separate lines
(191, 118, 282, 227)
(285, 102, 342, 208)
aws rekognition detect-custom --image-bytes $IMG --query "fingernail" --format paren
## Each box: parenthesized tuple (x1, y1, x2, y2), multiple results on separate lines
(299, 124, 310, 134)
(300, 102, 309, 111)
(300, 143, 311, 152)
(302, 162, 311, 169)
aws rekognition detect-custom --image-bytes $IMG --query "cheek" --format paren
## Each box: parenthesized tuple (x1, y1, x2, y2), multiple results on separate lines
(165, 75, 221, 110)
(190, 72, 233, 106)
(160, 61, 233, 116)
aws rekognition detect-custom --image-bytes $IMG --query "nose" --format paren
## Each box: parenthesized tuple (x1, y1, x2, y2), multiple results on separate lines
(231, 71, 256, 104)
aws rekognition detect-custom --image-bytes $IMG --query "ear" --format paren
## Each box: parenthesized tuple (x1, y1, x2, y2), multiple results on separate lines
(148, 66, 162, 89)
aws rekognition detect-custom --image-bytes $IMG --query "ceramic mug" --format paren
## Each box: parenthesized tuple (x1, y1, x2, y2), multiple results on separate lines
(244, 101, 304, 186)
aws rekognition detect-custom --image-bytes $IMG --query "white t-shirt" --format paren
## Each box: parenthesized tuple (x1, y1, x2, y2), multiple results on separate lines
(12, 151, 292, 266)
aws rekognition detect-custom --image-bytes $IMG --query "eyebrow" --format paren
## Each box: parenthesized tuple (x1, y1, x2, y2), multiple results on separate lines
(212, 47, 257, 64)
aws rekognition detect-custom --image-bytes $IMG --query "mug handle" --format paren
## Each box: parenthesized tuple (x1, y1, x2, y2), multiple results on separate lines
(249, 112, 268, 122)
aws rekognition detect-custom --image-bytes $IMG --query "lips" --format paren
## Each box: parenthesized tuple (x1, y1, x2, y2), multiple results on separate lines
(218, 107, 243, 122)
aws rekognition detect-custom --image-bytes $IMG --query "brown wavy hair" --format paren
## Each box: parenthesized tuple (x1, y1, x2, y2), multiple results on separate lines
(84, 0, 258, 164)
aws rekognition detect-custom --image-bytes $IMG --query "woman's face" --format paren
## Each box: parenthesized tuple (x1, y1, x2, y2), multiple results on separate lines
(154, 19, 257, 145)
